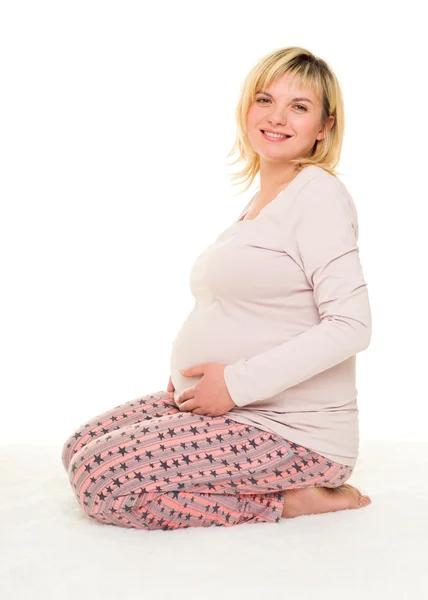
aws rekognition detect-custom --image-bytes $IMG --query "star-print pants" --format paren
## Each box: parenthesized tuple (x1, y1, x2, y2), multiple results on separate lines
(61, 390, 354, 531)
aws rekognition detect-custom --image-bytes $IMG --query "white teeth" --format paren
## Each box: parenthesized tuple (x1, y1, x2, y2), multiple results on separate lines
(263, 131, 289, 139)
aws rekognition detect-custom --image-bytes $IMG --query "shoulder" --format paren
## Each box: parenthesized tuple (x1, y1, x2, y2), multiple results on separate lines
(300, 165, 346, 195)
(297, 166, 357, 220)
(291, 166, 359, 239)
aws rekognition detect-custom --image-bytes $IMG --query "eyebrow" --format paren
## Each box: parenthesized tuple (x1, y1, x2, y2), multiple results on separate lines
(256, 90, 314, 105)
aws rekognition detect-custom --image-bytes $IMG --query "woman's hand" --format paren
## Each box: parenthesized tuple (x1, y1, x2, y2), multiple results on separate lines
(167, 375, 175, 400)
(176, 362, 236, 416)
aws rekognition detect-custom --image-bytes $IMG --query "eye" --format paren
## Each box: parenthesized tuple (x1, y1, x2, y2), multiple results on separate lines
(256, 98, 308, 111)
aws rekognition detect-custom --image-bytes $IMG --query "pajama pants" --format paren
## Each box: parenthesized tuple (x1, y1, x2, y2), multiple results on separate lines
(61, 390, 354, 531)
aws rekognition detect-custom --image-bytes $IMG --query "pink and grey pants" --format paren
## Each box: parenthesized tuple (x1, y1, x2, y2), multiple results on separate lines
(62, 390, 354, 531)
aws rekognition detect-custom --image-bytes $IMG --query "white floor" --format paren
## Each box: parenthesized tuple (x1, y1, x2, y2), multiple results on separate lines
(1, 441, 426, 600)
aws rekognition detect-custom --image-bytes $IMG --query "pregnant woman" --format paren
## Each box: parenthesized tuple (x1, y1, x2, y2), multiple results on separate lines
(62, 46, 372, 530)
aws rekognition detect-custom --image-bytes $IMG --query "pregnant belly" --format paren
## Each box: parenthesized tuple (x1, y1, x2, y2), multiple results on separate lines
(170, 318, 233, 404)
(169, 308, 283, 406)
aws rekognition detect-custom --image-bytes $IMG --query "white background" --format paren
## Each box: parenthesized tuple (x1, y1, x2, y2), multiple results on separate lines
(1, 0, 426, 444)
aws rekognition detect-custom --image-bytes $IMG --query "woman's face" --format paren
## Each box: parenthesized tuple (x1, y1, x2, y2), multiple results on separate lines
(246, 72, 334, 164)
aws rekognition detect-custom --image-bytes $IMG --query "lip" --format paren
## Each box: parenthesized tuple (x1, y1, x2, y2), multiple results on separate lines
(261, 128, 292, 136)
(261, 130, 292, 142)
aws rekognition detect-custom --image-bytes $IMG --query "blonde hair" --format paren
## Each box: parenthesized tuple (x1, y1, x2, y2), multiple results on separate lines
(226, 46, 345, 193)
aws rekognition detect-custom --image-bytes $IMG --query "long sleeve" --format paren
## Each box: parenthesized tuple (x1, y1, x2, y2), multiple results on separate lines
(223, 175, 372, 408)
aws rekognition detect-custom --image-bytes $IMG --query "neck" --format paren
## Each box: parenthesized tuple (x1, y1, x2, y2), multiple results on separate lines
(258, 163, 300, 200)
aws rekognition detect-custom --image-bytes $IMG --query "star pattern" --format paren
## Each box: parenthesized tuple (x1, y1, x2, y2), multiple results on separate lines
(62, 391, 354, 531)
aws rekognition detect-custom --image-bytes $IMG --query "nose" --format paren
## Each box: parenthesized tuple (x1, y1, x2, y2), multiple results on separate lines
(268, 112, 287, 127)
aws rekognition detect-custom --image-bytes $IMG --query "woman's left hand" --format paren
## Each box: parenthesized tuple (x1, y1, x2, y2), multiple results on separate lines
(176, 362, 237, 416)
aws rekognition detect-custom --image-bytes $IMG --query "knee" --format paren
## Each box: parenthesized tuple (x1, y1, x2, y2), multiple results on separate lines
(61, 430, 81, 473)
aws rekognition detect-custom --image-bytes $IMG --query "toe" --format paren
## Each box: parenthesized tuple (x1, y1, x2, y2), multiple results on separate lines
(358, 495, 372, 507)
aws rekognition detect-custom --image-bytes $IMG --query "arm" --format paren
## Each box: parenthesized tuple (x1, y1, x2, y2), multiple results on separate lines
(223, 176, 372, 407)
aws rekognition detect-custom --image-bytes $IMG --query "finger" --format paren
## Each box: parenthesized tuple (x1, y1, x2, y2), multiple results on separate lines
(191, 408, 209, 416)
(177, 389, 194, 406)
(179, 399, 198, 412)
(176, 391, 189, 404)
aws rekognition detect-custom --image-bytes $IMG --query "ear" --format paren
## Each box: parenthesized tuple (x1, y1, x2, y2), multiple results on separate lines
(317, 115, 335, 141)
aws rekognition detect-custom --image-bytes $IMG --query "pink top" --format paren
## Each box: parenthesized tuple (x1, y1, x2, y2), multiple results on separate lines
(169, 165, 372, 466)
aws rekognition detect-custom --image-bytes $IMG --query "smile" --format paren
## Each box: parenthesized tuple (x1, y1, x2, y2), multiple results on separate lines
(261, 130, 292, 142)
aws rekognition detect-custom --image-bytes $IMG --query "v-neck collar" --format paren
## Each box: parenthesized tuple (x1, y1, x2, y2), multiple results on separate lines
(234, 165, 323, 226)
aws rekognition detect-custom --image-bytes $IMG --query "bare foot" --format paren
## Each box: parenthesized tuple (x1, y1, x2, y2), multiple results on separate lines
(281, 483, 372, 519)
